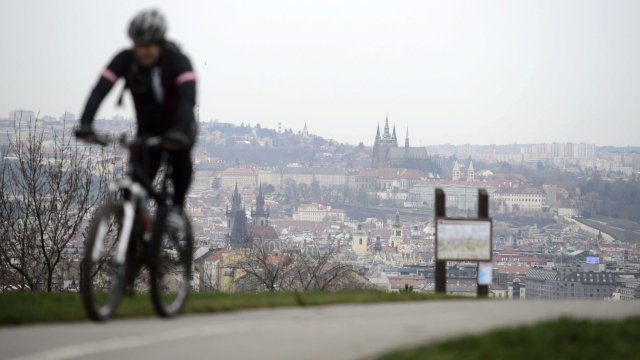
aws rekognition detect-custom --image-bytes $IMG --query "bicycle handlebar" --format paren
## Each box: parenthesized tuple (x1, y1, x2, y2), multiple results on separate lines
(84, 133, 164, 149)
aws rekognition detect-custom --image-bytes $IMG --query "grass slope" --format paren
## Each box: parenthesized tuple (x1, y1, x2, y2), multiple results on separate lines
(0, 291, 458, 326)
(379, 317, 640, 360)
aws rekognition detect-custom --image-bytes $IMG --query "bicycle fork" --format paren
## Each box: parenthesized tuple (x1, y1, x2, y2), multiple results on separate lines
(89, 201, 136, 264)
(116, 201, 136, 266)
(114, 182, 150, 266)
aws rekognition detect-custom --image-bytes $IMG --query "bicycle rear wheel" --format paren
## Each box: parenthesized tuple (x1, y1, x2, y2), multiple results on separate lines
(81, 202, 129, 322)
(150, 208, 193, 317)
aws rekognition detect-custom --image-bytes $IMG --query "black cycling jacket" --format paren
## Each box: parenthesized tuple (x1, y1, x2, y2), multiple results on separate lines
(80, 44, 197, 143)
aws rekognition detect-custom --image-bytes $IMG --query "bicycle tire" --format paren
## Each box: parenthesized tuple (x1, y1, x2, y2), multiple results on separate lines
(80, 201, 128, 322)
(150, 208, 194, 318)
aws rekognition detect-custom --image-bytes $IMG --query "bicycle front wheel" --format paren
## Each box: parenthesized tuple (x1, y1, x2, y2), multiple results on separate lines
(150, 209, 193, 318)
(80, 201, 128, 322)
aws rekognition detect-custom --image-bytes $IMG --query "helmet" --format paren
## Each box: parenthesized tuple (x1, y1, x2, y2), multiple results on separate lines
(128, 9, 167, 44)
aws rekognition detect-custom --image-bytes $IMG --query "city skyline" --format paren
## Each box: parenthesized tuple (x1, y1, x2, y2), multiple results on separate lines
(2, 1, 640, 147)
(2, 109, 623, 149)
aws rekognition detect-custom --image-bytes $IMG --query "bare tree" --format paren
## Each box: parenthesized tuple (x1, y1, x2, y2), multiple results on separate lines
(292, 242, 354, 291)
(0, 117, 108, 291)
(234, 239, 295, 292)
(232, 239, 358, 292)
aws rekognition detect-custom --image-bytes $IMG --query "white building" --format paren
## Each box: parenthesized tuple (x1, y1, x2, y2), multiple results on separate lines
(293, 203, 346, 222)
(494, 188, 546, 212)
(218, 168, 259, 189)
(410, 180, 497, 211)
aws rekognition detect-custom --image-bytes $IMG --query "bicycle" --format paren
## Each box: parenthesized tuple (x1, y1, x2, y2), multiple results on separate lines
(79, 133, 193, 321)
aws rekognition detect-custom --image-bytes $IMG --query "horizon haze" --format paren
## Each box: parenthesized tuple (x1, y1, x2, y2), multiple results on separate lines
(1, 0, 640, 147)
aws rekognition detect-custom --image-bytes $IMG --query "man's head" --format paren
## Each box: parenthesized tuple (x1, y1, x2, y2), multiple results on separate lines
(128, 9, 167, 67)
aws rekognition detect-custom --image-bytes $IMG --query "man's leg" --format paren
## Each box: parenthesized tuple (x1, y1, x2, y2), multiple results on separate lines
(170, 148, 193, 209)
(131, 145, 162, 188)
(125, 144, 162, 290)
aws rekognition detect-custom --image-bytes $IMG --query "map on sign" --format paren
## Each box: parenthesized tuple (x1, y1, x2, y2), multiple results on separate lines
(436, 219, 492, 261)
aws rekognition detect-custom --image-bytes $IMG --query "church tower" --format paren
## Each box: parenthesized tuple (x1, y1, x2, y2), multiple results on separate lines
(352, 224, 368, 257)
(251, 184, 270, 227)
(467, 161, 475, 182)
(390, 211, 404, 246)
(227, 184, 242, 228)
(452, 161, 461, 181)
(226, 184, 251, 248)
(374, 236, 382, 254)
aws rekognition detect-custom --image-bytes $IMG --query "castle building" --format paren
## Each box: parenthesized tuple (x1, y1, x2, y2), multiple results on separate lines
(371, 116, 432, 170)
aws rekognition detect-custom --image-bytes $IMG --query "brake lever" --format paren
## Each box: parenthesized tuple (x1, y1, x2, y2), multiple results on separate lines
(93, 134, 112, 146)
(145, 137, 163, 147)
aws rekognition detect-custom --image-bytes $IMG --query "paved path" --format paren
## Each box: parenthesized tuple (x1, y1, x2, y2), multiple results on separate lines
(1, 300, 640, 360)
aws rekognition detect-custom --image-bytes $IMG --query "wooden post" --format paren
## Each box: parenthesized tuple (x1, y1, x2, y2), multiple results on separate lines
(477, 189, 490, 298)
(478, 189, 489, 218)
(435, 188, 446, 294)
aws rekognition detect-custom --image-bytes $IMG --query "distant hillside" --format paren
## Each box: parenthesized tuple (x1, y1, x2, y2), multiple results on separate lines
(199, 121, 371, 168)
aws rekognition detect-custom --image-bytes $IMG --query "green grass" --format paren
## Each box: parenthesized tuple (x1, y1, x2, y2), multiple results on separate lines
(379, 317, 640, 360)
(0, 290, 460, 326)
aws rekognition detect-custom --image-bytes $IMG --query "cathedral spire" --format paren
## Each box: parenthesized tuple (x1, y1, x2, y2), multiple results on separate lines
(375, 123, 381, 140)
(252, 183, 269, 226)
(392, 124, 397, 140)
(405, 127, 409, 148)
(231, 182, 242, 210)
(256, 183, 265, 212)
(383, 116, 390, 139)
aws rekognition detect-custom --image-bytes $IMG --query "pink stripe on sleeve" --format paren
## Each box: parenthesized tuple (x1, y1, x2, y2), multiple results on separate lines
(176, 71, 197, 85)
(101, 69, 118, 83)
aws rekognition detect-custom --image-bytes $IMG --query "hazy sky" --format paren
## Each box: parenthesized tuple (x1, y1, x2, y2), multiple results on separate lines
(1, 0, 639, 146)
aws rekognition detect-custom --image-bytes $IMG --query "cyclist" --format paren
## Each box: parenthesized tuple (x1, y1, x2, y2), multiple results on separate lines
(76, 9, 197, 226)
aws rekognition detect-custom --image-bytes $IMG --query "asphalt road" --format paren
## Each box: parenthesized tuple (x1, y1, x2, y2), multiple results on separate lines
(1, 300, 640, 360)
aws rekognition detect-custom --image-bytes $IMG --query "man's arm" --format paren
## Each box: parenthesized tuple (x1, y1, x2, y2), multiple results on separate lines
(79, 50, 132, 128)
(171, 53, 197, 146)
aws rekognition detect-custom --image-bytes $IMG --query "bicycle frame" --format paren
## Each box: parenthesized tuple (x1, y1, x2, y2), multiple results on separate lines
(81, 132, 190, 321)
(100, 135, 174, 267)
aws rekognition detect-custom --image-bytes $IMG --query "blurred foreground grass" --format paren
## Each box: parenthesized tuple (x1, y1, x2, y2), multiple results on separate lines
(0, 290, 460, 326)
(379, 316, 640, 360)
